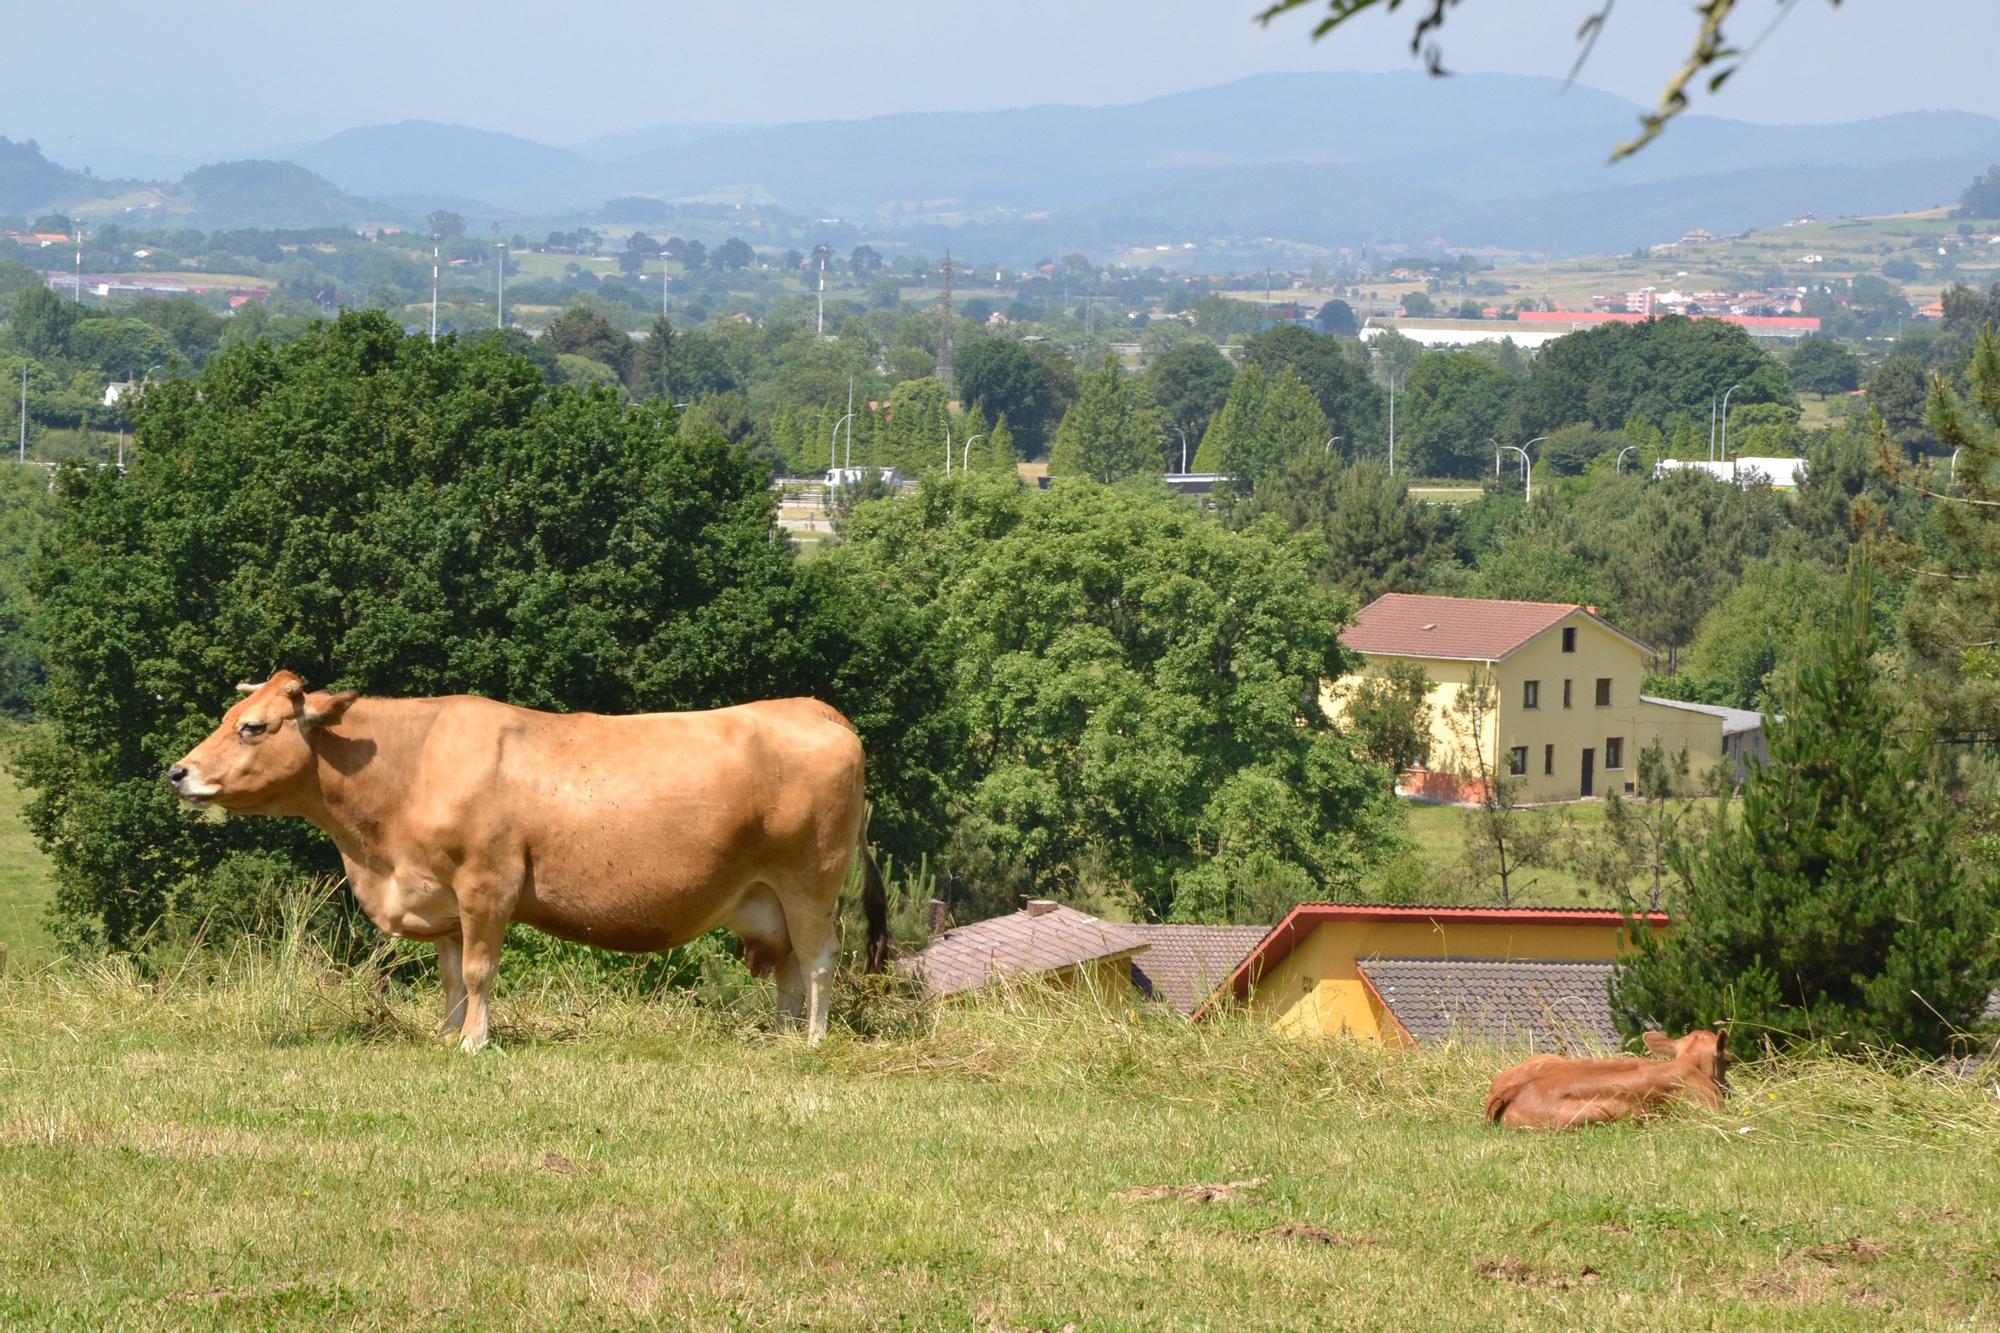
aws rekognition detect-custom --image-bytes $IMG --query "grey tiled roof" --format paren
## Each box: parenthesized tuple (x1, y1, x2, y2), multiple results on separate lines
(899, 904, 1149, 998)
(1357, 956, 1622, 1053)
(1126, 924, 1270, 1014)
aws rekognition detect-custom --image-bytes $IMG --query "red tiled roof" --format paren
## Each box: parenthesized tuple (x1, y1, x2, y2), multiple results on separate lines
(1201, 902, 1670, 1014)
(1342, 593, 1578, 661)
(899, 902, 1148, 997)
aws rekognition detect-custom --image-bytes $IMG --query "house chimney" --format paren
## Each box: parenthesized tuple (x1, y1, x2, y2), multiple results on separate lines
(1023, 899, 1059, 917)
(926, 898, 952, 933)
(1585, 605, 1598, 615)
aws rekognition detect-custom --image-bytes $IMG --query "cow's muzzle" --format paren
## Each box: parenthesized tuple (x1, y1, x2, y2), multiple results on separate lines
(165, 762, 218, 803)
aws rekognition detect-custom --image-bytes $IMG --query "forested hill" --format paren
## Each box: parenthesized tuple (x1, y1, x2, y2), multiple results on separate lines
(0, 138, 122, 215)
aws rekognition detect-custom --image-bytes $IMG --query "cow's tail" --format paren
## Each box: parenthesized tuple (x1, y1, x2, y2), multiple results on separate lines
(861, 844, 890, 974)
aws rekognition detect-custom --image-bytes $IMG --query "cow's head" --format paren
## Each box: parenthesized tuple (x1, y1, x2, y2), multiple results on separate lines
(1643, 1028, 1730, 1089)
(165, 671, 357, 814)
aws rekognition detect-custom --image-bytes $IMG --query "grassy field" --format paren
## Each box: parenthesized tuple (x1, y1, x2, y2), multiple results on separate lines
(1372, 799, 1634, 908)
(0, 952, 1993, 1328)
(0, 735, 52, 972)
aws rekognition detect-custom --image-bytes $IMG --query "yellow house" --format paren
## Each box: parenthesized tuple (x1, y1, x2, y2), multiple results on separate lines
(1203, 903, 1669, 1052)
(1330, 592, 1744, 803)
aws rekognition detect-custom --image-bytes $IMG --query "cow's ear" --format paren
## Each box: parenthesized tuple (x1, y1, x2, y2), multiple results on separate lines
(1712, 1027, 1727, 1056)
(300, 690, 359, 730)
(1641, 1030, 1676, 1057)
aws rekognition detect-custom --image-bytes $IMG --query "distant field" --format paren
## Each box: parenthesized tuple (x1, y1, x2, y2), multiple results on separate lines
(1483, 208, 1995, 313)
(0, 735, 53, 972)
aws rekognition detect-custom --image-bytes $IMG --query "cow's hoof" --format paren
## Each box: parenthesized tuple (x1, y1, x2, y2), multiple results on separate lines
(458, 1032, 491, 1054)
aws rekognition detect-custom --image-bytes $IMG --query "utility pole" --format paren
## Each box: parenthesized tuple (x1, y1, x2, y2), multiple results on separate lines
(496, 240, 506, 329)
(73, 222, 84, 304)
(18, 363, 26, 463)
(936, 251, 955, 397)
(429, 233, 441, 343)
(814, 244, 829, 336)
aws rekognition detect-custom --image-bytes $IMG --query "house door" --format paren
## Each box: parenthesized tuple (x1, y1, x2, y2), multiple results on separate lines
(1580, 748, 1595, 798)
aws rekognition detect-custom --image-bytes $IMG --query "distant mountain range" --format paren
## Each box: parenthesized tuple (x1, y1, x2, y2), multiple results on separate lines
(11, 72, 2000, 260)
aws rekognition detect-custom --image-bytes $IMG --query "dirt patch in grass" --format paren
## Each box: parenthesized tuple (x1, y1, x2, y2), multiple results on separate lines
(1231, 1223, 1381, 1248)
(1475, 1256, 1606, 1290)
(1115, 1175, 1268, 1204)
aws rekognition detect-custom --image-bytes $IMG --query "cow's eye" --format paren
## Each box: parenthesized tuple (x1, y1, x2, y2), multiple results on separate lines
(239, 721, 268, 738)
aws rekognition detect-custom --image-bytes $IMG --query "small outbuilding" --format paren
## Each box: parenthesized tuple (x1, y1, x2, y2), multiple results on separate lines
(899, 900, 1149, 998)
(1204, 903, 1667, 1053)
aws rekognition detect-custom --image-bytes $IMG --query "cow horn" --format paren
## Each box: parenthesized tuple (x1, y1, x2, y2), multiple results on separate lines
(235, 682, 261, 694)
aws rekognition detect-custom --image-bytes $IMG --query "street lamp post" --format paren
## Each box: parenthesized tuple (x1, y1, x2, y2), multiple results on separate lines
(1616, 444, 1638, 475)
(1719, 382, 1742, 465)
(830, 411, 855, 473)
(1495, 443, 1531, 500)
(1323, 434, 1343, 456)
(961, 434, 983, 473)
(496, 240, 506, 329)
(1175, 425, 1190, 473)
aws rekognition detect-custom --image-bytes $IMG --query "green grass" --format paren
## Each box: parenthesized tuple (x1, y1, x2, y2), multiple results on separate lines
(1374, 799, 1686, 908)
(0, 732, 52, 972)
(0, 949, 1993, 1328)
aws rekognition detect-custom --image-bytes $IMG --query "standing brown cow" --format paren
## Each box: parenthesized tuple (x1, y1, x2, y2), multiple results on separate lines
(1484, 1030, 1729, 1129)
(167, 672, 888, 1049)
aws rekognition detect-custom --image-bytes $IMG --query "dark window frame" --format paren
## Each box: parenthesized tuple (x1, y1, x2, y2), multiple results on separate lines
(1595, 677, 1612, 707)
(1523, 680, 1540, 710)
(1605, 737, 1624, 770)
(1561, 626, 1577, 653)
(1507, 746, 1528, 776)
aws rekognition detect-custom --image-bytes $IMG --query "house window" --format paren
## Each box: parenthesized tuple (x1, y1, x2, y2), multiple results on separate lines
(1562, 679, 1572, 709)
(1543, 744, 1554, 776)
(1523, 680, 1540, 709)
(1562, 627, 1577, 653)
(1507, 746, 1528, 776)
(1595, 677, 1612, 707)
(1605, 737, 1624, 769)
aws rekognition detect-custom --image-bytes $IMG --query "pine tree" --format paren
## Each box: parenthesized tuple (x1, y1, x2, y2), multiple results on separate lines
(983, 414, 1019, 473)
(1223, 366, 1329, 495)
(1193, 363, 1265, 474)
(879, 377, 950, 476)
(1615, 558, 1999, 1055)
(1047, 357, 1161, 483)
(1902, 326, 2000, 737)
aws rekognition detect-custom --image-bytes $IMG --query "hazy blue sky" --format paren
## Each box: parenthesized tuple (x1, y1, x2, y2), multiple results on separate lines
(6, 1, 1991, 156)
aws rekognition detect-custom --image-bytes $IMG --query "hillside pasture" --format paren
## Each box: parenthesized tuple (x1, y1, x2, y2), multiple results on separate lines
(0, 950, 1993, 1329)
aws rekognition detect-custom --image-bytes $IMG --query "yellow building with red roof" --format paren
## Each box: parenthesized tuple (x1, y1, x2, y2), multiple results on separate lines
(1329, 593, 1749, 802)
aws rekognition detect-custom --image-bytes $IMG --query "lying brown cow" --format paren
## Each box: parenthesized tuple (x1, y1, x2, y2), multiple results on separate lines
(167, 671, 887, 1050)
(1484, 1030, 1729, 1129)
